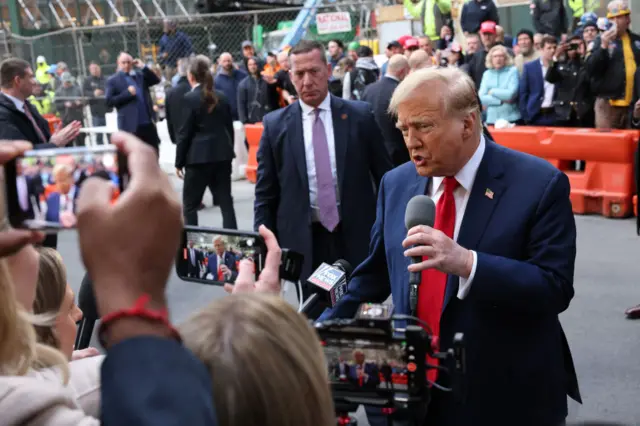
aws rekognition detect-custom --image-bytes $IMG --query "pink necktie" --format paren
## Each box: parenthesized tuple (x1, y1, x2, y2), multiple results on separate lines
(23, 101, 48, 144)
(312, 109, 339, 231)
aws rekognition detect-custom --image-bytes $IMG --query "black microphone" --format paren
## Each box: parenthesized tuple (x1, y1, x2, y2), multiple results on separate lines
(404, 195, 436, 316)
(301, 260, 353, 319)
(75, 273, 99, 350)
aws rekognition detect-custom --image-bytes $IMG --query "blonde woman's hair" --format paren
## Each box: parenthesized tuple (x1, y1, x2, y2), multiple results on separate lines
(0, 187, 68, 381)
(33, 247, 68, 351)
(180, 293, 335, 426)
(389, 66, 482, 133)
(485, 45, 514, 69)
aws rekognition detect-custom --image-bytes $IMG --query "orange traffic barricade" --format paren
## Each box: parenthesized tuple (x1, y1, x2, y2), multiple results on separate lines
(489, 127, 637, 218)
(42, 114, 61, 134)
(244, 123, 263, 183)
(634, 195, 638, 217)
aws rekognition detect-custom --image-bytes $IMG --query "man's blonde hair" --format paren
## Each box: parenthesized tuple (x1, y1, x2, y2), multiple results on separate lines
(389, 66, 481, 131)
(180, 293, 334, 426)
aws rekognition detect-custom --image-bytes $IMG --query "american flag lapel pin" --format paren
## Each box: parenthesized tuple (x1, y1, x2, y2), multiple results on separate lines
(341, 113, 348, 120)
(485, 188, 494, 200)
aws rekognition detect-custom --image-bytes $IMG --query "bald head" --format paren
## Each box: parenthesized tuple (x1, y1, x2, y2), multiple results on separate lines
(277, 51, 290, 71)
(386, 54, 410, 81)
(219, 52, 234, 73)
(408, 50, 432, 72)
(117, 52, 133, 73)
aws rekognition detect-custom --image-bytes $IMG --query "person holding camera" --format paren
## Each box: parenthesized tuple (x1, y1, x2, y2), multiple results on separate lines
(585, 0, 640, 129)
(545, 36, 594, 127)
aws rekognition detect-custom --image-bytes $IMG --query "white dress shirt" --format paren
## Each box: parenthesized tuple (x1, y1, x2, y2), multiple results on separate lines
(190, 248, 196, 265)
(540, 59, 555, 109)
(425, 135, 486, 300)
(299, 94, 339, 217)
(16, 176, 29, 211)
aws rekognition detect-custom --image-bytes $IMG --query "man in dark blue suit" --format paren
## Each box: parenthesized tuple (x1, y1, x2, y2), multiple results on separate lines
(206, 236, 238, 282)
(320, 67, 581, 426)
(519, 35, 559, 126)
(254, 40, 392, 296)
(186, 240, 203, 278)
(106, 53, 161, 152)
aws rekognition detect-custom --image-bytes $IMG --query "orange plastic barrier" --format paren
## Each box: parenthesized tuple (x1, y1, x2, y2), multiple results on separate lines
(42, 114, 61, 134)
(634, 195, 638, 217)
(489, 127, 637, 218)
(244, 123, 263, 183)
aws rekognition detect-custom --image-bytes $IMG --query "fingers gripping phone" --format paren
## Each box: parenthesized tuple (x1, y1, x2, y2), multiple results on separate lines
(4, 146, 129, 230)
(176, 226, 267, 286)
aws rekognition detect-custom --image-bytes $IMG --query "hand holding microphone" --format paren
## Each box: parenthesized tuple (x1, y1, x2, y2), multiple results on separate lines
(403, 195, 473, 278)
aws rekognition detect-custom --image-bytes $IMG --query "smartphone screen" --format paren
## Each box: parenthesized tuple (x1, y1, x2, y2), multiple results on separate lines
(5, 145, 128, 230)
(323, 338, 409, 391)
(176, 226, 266, 286)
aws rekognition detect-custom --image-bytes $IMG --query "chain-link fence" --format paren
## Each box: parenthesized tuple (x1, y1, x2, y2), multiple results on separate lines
(4, 1, 377, 79)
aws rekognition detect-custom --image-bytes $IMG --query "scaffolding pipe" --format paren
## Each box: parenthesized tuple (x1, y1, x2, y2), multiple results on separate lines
(84, 0, 103, 21)
(104, 0, 123, 19)
(17, 0, 40, 29)
(149, 0, 167, 17)
(174, 0, 192, 20)
(130, 0, 150, 22)
(55, 0, 76, 27)
(48, 2, 65, 28)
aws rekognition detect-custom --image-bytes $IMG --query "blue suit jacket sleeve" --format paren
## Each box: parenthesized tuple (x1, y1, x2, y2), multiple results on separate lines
(101, 337, 216, 426)
(254, 116, 279, 233)
(471, 171, 576, 315)
(319, 174, 392, 321)
(105, 75, 136, 109)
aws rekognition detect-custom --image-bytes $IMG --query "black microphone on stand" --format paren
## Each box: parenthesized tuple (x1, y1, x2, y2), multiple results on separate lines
(404, 195, 436, 317)
(75, 273, 99, 350)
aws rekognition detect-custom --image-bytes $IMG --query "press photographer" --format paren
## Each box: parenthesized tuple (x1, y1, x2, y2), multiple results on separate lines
(315, 67, 581, 426)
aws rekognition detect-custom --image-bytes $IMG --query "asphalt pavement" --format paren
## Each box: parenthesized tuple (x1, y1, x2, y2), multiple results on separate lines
(57, 176, 640, 425)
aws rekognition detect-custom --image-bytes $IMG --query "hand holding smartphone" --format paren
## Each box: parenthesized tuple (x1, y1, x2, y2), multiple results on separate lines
(176, 226, 267, 286)
(4, 145, 129, 231)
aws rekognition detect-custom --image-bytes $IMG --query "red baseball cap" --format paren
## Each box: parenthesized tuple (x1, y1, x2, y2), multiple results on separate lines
(403, 37, 419, 49)
(397, 35, 413, 46)
(480, 21, 497, 34)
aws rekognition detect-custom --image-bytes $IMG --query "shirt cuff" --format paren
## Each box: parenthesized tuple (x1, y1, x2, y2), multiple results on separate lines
(632, 118, 640, 127)
(457, 250, 477, 300)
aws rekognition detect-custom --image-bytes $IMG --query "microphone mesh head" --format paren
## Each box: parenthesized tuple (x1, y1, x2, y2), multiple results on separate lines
(334, 259, 354, 279)
(405, 195, 436, 229)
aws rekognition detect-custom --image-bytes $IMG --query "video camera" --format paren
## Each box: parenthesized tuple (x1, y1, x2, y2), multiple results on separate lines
(314, 303, 465, 426)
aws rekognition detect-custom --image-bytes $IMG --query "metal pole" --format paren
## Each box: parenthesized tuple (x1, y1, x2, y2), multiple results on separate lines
(104, 0, 123, 20)
(77, 29, 88, 77)
(48, 2, 65, 28)
(150, 0, 167, 18)
(17, 0, 40, 29)
(136, 20, 142, 60)
(55, 0, 76, 27)
(29, 40, 35, 68)
(84, 0, 103, 22)
(130, 0, 150, 23)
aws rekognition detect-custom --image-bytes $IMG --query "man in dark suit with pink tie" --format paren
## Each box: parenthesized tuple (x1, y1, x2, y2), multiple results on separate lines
(320, 67, 581, 426)
(254, 41, 392, 297)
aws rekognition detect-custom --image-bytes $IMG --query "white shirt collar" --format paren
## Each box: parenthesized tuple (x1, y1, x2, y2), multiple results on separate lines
(3, 92, 25, 112)
(431, 135, 486, 194)
(191, 83, 200, 91)
(385, 74, 399, 82)
(299, 93, 331, 116)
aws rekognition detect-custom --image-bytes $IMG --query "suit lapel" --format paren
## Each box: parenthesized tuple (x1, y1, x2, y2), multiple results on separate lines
(443, 141, 505, 312)
(286, 103, 310, 197)
(330, 95, 348, 193)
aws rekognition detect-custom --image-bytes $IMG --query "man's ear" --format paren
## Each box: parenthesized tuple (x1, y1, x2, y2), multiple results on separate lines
(461, 111, 476, 140)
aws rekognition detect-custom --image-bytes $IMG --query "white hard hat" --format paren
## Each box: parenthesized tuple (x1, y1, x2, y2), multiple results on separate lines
(36, 55, 46, 63)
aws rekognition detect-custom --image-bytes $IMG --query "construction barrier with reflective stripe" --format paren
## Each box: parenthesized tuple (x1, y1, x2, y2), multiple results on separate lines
(489, 127, 637, 218)
(244, 123, 263, 184)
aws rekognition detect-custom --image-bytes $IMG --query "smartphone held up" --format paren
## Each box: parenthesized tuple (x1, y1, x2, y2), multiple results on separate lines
(4, 145, 129, 230)
(176, 226, 267, 287)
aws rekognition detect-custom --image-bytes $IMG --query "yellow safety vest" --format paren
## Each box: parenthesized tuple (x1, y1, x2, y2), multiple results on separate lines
(404, 0, 452, 41)
(567, 0, 598, 18)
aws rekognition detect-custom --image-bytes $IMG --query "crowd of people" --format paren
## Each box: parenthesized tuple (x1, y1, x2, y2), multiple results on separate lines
(0, 0, 638, 425)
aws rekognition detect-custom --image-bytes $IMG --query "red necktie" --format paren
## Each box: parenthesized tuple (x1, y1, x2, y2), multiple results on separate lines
(417, 176, 458, 384)
(23, 102, 48, 144)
